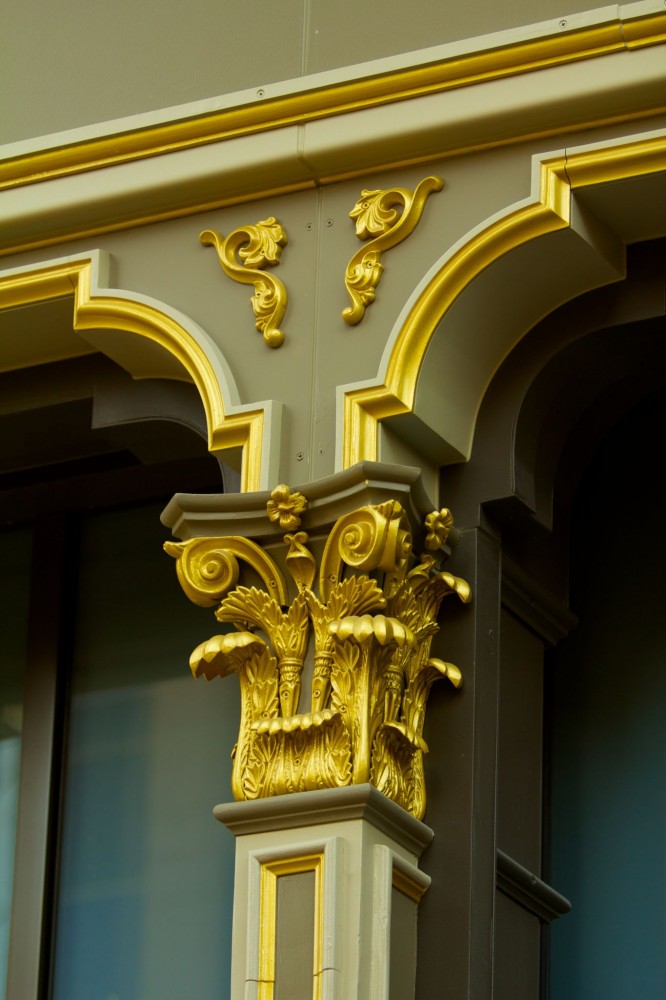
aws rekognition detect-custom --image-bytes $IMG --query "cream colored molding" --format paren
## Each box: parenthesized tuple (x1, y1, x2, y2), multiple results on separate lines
(336, 129, 666, 471)
(217, 784, 434, 1000)
(370, 846, 431, 1000)
(246, 838, 342, 1000)
(0, 250, 282, 491)
(1, 3, 665, 255)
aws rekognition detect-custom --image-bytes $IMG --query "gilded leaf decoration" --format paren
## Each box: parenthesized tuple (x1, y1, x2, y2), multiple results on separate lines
(343, 175, 443, 326)
(200, 218, 288, 348)
(167, 491, 470, 819)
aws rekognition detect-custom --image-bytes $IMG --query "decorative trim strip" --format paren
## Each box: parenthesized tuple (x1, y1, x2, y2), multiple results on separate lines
(0, 252, 272, 492)
(496, 849, 571, 923)
(340, 132, 666, 469)
(371, 846, 430, 1000)
(258, 852, 325, 1000)
(2, 7, 664, 193)
(247, 837, 342, 1000)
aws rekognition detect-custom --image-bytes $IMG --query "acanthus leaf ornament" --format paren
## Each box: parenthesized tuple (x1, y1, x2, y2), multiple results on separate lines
(343, 175, 443, 326)
(200, 218, 288, 348)
(166, 491, 470, 819)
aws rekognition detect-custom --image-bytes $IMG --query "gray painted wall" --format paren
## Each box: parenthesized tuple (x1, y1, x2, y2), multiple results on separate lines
(2, 0, 600, 144)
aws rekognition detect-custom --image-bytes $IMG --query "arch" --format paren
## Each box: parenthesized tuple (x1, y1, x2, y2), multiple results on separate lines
(340, 130, 666, 471)
(0, 251, 281, 492)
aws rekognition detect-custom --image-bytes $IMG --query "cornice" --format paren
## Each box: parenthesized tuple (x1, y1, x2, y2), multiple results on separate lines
(1, 3, 665, 257)
(214, 783, 434, 856)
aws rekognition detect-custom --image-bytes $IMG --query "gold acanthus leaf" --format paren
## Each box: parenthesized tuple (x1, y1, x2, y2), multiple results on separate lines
(189, 631, 267, 680)
(200, 218, 288, 348)
(171, 496, 471, 818)
(343, 175, 443, 326)
(328, 614, 415, 647)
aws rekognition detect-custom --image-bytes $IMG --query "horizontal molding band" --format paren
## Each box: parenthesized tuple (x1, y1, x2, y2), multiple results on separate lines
(1, 5, 664, 193)
(496, 849, 571, 923)
(1, 6, 665, 257)
(214, 783, 434, 856)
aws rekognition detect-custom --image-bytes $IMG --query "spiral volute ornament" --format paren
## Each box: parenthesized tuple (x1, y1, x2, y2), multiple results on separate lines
(164, 539, 240, 608)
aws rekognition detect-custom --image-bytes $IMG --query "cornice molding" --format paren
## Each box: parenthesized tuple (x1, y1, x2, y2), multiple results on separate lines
(496, 849, 571, 923)
(214, 783, 434, 856)
(1, 3, 665, 256)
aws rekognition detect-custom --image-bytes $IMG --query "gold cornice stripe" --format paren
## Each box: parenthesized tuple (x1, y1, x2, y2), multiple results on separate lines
(563, 133, 666, 186)
(623, 10, 666, 47)
(0, 258, 265, 492)
(341, 135, 666, 468)
(2, 18, 662, 193)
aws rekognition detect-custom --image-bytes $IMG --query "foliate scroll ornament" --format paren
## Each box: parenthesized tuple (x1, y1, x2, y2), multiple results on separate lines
(200, 218, 288, 348)
(342, 176, 444, 325)
(166, 491, 470, 819)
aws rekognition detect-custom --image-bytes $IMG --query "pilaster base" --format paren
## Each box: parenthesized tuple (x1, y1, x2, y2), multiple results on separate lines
(215, 784, 433, 1000)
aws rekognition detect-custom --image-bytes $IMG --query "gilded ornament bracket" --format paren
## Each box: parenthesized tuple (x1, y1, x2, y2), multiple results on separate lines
(201, 218, 288, 348)
(167, 483, 470, 819)
(342, 176, 443, 325)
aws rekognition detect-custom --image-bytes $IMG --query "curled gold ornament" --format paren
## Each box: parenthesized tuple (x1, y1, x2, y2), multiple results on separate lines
(319, 501, 411, 602)
(200, 218, 288, 348)
(164, 539, 240, 607)
(164, 536, 287, 607)
(170, 495, 470, 818)
(342, 176, 443, 325)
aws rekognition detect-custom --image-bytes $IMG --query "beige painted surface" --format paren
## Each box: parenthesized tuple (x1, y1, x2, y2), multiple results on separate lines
(2, 0, 607, 145)
(3, 118, 666, 484)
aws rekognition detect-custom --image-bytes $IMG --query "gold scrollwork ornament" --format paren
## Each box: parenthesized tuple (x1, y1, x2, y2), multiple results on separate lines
(167, 493, 470, 820)
(200, 217, 288, 348)
(343, 175, 443, 325)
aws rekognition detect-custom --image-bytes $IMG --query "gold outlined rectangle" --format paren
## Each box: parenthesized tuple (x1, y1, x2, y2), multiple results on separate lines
(258, 852, 324, 1000)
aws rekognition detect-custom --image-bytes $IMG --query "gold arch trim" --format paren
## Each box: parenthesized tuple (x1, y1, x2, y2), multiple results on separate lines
(342, 134, 666, 468)
(1, 11, 664, 193)
(0, 258, 265, 492)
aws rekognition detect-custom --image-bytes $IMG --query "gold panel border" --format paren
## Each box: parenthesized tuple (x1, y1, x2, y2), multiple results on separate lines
(0, 259, 265, 492)
(1, 13, 664, 194)
(258, 852, 324, 1000)
(341, 134, 666, 468)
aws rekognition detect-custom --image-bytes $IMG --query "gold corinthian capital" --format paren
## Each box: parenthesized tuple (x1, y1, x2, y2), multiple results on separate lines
(166, 486, 470, 820)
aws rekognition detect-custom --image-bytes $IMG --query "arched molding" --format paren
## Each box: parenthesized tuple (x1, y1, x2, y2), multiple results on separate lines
(339, 130, 666, 472)
(0, 250, 281, 491)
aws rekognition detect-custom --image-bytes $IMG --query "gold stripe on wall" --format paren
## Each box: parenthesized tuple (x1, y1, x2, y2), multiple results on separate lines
(1, 14, 664, 193)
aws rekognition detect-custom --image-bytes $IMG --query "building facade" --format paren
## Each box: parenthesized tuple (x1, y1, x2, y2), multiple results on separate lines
(1, 2, 665, 997)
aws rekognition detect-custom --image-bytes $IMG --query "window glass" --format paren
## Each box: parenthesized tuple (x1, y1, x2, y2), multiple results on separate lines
(549, 398, 666, 1000)
(0, 527, 32, 1000)
(52, 503, 238, 1000)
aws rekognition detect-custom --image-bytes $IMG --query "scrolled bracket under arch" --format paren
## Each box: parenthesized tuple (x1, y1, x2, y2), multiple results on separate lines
(338, 130, 666, 475)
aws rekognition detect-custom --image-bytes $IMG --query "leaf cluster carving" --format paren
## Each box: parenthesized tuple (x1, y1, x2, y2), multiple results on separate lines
(167, 496, 470, 819)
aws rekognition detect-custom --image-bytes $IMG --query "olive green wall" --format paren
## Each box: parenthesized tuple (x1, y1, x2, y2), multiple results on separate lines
(2, 0, 600, 144)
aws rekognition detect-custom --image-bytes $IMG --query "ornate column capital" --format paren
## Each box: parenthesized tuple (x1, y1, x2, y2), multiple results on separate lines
(164, 463, 470, 820)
